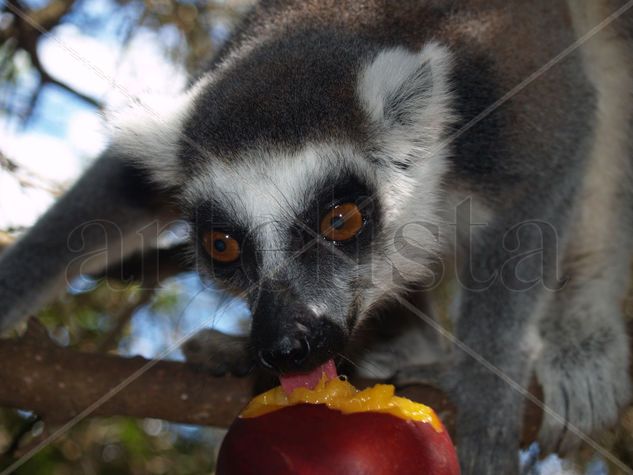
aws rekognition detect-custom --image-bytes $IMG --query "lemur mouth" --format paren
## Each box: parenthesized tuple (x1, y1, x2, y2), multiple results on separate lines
(279, 359, 337, 394)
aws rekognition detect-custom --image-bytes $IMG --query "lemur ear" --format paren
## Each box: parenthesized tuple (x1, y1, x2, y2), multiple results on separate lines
(357, 43, 454, 166)
(107, 89, 197, 187)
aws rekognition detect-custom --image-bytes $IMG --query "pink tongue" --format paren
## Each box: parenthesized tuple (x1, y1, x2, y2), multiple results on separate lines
(279, 359, 337, 395)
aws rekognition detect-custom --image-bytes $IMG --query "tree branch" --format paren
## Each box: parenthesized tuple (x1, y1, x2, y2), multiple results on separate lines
(28, 0, 76, 32)
(5, 0, 102, 109)
(0, 322, 254, 428)
(40, 73, 101, 108)
(2, 0, 76, 41)
(0, 322, 549, 445)
(0, 151, 65, 197)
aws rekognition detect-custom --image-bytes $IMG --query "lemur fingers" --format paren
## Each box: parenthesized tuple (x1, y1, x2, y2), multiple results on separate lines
(182, 328, 254, 377)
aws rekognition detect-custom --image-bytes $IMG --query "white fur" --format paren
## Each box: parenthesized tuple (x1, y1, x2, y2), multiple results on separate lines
(357, 43, 456, 171)
(354, 44, 456, 310)
(358, 43, 452, 121)
(107, 77, 210, 186)
(183, 142, 378, 270)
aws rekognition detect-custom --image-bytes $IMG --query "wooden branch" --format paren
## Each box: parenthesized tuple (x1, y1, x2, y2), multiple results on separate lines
(0, 323, 545, 445)
(3, 0, 76, 39)
(29, 0, 76, 32)
(0, 323, 254, 428)
(5, 0, 102, 109)
(40, 73, 101, 108)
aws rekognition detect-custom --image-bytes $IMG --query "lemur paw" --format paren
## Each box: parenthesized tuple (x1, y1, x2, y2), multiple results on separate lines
(446, 358, 524, 475)
(182, 329, 254, 377)
(536, 337, 632, 453)
(455, 390, 521, 475)
(455, 398, 523, 475)
(458, 438, 520, 475)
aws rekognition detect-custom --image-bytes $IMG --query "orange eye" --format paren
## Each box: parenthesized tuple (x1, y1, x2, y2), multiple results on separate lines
(320, 203, 364, 242)
(203, 231, 240, 263)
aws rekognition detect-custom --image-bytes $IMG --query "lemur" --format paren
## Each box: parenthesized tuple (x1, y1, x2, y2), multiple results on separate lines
(1, 1, 633, 473)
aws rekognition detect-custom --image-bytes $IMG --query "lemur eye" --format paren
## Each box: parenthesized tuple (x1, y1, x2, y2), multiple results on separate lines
(203, 231, 240, 263)
(320, 203, 363, 242)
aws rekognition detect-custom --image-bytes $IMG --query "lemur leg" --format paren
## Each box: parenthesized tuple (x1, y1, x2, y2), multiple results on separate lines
(536, 3, 633, 453)
(447, 205, 563, 475)
(346, 290, 446, 380)
(0, 151, 174, 331)
(389, 201, 567, 474)
(536, 243, 632, 453)
(536, 147, 633, 453)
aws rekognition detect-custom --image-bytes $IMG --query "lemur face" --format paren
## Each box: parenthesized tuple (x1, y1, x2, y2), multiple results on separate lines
(187, 145, 382, 373)
(110, 41, 455, 373)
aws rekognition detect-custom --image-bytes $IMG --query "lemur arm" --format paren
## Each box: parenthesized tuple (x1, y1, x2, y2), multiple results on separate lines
(447, 201, 567, 475)
(0, 150, 175, 331)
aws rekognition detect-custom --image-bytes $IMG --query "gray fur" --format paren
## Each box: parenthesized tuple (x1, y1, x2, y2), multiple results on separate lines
(0, 153, 174, 332)
(182, 329, 253, 377)
(1, 1, 632, 474)
(535, 0, 633, 453)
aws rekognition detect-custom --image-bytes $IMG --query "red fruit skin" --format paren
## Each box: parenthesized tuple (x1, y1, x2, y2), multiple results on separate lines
(217, 404, 460, 475)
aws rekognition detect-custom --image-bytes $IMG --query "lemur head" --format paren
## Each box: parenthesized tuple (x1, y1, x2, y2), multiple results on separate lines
(110, 36, 455, 374)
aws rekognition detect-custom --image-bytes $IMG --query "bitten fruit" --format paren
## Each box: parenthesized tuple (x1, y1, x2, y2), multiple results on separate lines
(217, 366, 460, 475)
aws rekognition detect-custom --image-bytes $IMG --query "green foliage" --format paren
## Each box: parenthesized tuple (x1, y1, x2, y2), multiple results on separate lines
(0, 410, 223, 474)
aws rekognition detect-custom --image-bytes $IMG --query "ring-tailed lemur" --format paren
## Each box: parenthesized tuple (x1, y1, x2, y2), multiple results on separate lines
(1, 1, 632, 473)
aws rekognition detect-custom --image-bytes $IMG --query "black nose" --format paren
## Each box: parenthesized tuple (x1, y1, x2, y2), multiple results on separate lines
(258, 336, 311, 373)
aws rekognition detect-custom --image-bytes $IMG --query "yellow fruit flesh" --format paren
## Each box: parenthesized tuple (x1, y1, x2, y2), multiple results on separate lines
(240, 376, 443, 432)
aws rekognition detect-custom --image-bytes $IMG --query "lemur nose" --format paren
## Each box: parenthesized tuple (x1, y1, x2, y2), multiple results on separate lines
(258, 335, 311, 373)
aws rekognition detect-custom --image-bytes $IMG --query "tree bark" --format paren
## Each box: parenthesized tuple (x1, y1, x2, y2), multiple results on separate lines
(0, 323, 548, 445)
(0, 324, 253, 428)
